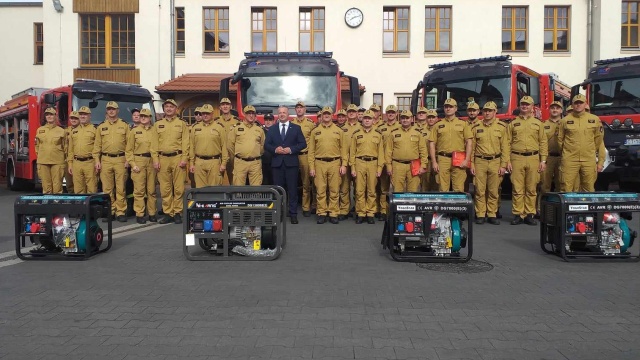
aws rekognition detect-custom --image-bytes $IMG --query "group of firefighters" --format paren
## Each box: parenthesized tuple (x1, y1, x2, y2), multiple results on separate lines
(34, 93, 603, 226)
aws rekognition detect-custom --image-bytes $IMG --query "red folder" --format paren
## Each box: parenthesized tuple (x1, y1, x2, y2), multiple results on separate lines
(452, 151, 466, 167)
(411, 159, 421, 176)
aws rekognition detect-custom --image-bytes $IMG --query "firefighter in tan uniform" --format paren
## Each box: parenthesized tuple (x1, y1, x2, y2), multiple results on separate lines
(415, 107, 439, 191)
(470, 102, 509, 225)
(36, 107, 66, 194)
(308, 106, 348, 224)
(92, 101, 130, 222)
(557, 94, 605, 192)
(291, 101, 316, 217)
(375, 105, 401, 220)
(227, 105, 264, 185)
(216, 98, 241, 185)
(68, 107, 97, 194)
(369, 104, 382, 128)
(151, 99, 189, 224)
(507, 96, 548, 225)
(466, 99, 481, 127)
(350, 110, 383, 224)
(189, 104, 228, 187)
(64, 112, 80, 193)
(537, 101, 563, 214)
(125, 108, 157, 224)
(187, 107, 203, 188)
(342, 104, 362, 217)
(385, 110, 429, 192)
(428, 98, 473, 192)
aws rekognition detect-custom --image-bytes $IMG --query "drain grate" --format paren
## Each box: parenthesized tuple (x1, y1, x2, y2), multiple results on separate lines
(416, 259, 493, 273)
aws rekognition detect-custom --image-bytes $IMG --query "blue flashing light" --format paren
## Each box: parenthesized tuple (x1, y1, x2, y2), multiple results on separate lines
(244, 52, 333, 59)
(429, 55, 512, 70)
(594, 55, 640, 66)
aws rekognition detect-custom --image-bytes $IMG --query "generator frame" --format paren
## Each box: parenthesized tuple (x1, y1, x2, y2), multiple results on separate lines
(540, 192, 640, 262)
(14, 193, 112, 260)
(382, 192, 474, 263)
(183, 185, 287, 261)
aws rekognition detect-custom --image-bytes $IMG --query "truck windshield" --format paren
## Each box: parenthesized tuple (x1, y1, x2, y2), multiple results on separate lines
(591, 77, 640, 110)
(243, 75, 337, 112)
(427, 76, 511, 113)
(72, 94, 156, 125)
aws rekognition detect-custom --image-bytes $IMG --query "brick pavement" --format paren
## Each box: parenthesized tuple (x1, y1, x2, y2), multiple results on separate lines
(1, 204, 640, 360)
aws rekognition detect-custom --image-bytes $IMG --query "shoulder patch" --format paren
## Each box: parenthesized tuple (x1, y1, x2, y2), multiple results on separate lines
(476, 129, 484, 133)
(195, 128, 202, 132)
(237, 127, 244, 132)
(342, 128, 348, 132)
(588, 119, 595, 123)
(136, 131, 143, 134)
(356, 134, 364, 139)
(567, 120, 574, 125)
(513, 122, 521, 127)
(38, 129, 46, 133)
(438, 124, 445, 128)
(394, 133, 402, 138)
(544, 125, 550, 129)
(158, 124, 165, 128)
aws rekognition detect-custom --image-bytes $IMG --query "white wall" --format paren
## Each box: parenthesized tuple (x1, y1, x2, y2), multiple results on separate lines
(0, 4, 44, 102)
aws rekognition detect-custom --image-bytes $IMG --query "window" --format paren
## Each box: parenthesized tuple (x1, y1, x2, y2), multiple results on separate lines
(252, 8, 277, 52)
(204, 8, 229, 53)
(176, 7, 185, 54)
(34, 23, 43, 64)
(544, 6, 569, 51)
(80, 14, 135, 67)
(397, 96, 411, 112)
(299, 8, 325, 52)
(425, 7, 451, 52)
(622, 1, 639, 48)
(373, 93, 383, 109)
(383, 7, 410, 52)
(425, 95, 436, 109)
(502, 7, 527, 51)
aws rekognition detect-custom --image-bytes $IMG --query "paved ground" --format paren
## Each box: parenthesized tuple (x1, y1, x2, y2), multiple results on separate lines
(1, 187, 639, 360)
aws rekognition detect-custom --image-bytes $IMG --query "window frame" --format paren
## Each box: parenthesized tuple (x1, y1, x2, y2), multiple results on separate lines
(79, 14, 135, 68)
(424, 6, 452, 52)
(396, 95, 411, 112)
(251, 7, 277, 52)
(34, 22, 43, 65)
(203, 7, 230, 53)
(383, 7, 410, 53)
(622, 1, 640, 48)
(502, 6, 528, 52)
(299, 7, 325, 52)
(373, 93, 384, 110)
(544, 6, 570, 52)
(175, 7, 185, 54)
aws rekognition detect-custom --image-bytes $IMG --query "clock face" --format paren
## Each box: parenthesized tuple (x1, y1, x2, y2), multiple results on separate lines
(345, 8, 363, 28)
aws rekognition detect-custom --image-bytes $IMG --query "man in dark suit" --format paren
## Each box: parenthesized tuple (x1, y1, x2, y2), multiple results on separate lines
(265, 106, 307, 224)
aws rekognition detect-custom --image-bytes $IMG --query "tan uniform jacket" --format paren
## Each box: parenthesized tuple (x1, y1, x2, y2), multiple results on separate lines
(470, 120, 510, 168)
(557, 111, 604, 166)
(544, 119, 561, 155)
(35, 124, 66, 164)
(151, 116, 190, 163)
(427, 117, 472, 153)
(125, 125, 155, 168)
(189, 121, 228, 167)
(385, 127, 429, 169)
(227, 122, 264, 159)
(291, 117, 315, 152)
(215, 115, 241, 136)
(507, 115, 548, 162)
(92, 118, 130, 163)
(308, 122, 348, 171)
(349, 128, 384, 173)
(68, 124, 96, 164)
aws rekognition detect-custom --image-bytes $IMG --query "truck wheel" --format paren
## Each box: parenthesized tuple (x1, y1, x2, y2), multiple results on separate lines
(7, 164, 23, 191)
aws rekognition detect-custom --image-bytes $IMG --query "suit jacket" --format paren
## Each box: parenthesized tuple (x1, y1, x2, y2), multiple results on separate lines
(265, 122, 307, 168)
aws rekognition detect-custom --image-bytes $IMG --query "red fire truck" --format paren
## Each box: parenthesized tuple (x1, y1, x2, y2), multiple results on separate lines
(410, 55, 571, 121)
(0, 79, 155, 191)
(220, 52, 360, 122)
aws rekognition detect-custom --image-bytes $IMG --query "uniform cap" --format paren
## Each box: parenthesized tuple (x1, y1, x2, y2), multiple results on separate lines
(369, 104, 381, 111)
(321, 106, 333, 114)
(467, 101, 479, 110)
(78, 106, 92, 114)
(200, 104, 214, 113)
(363, 110, 375, 118)
(139, 108, 152, 117)
(358, 107, 366, 112)
(346, 104, 359, 112)
(572, 94, 587, 103)
(106, 101, 119, 109)
(337, 109, 347, 116)
(426, 109, 438, 117)
(444, 98, 457, 107)
(385, 104, 397, 112)
(295, 100, 305, 107)
(44, 107, 57, 115)
(482, 101, 498, 110)
(264, 113, 275, 120)
(194, 106, 202, 114)
(131, 108, 140, 114)
(550, 101, 563, 108)
(519, 96, 534, 105)
(417, 106, 428, 113)
(243, 105, 256, 113)
(219, 98, 232, 104)
(69, 111, 79, 118)
(400, 110, 413, 118)
(566, 105, 573, 112)
(163, 99, 178, 107)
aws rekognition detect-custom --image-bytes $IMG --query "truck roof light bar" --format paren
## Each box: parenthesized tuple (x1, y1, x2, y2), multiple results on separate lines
(75, 78, 142, 87)
(594, 55, 640, 66)
(244, 52, 333, 59)
(429, 55, 512, 69)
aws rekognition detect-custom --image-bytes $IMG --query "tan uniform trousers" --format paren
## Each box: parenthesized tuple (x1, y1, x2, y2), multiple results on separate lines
(314, 159, 341, 217)
(560, 160, 596, 192)
(38, 164, 65, 194)
(511, 153, 540, 218)
(474, 158, 501, 218)
(537, 155, 561, 211)
(232, 158, 262, 186)
(100, 156, 127, 216)
(131, 156, 157, 217)
(72, 160, 97, 194)
(299, 153, 313, 212)
(195, 158, 223, 187)
(392, 161, 420, 192)
(377, 171, 390, 215)
(158, 155, 186, 217)
(354, 159, 378, 217)
(437, 155, 467, 192)
(65, 164, 74, 193)
(339, 167, 353, 216)
(420, 170, 437, 192)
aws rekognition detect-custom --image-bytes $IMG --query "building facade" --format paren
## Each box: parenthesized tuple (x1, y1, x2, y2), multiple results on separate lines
(1, 0, 638, 118)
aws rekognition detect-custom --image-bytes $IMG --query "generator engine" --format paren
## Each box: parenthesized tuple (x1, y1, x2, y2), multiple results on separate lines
(23, 215, 103, 254)
(564, 212, 636, 255)
(428, 214, 461, 257)
(394, 212, 465, 257)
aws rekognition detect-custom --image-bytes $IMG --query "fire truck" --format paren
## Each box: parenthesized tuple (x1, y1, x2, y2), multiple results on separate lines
(410, 55, 571, 121)
(572, 56, 640, 191)
(0, 79, 155, 191)
(220, 52, 360, 122)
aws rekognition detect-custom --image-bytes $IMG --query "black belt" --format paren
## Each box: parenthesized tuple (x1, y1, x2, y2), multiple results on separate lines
(235, 154, 260, 161)
(512, 151, 539, 156)
(74, 155, 93, 161)
(316, 157, 340, 162)
(102, 152, 125, 158)
(393, 159, 412, 164)
(196, 154, 221, 160)
(549, 152, 560, 157)
(134, 153, 151, 158)
(160, 151, 182, 157)
(356, 156, 377, 161)
(437, 152, 453, 158)
(475, 154, 502, 160)
(299, 151, 308, 155)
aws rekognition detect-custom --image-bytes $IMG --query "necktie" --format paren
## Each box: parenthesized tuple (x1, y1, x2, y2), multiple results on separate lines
(281, 124, 286, 141)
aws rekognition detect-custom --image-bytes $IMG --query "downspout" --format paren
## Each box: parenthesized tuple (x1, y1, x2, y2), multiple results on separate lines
(587, 0, 594, 75)
(170, 0, 176, 80)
